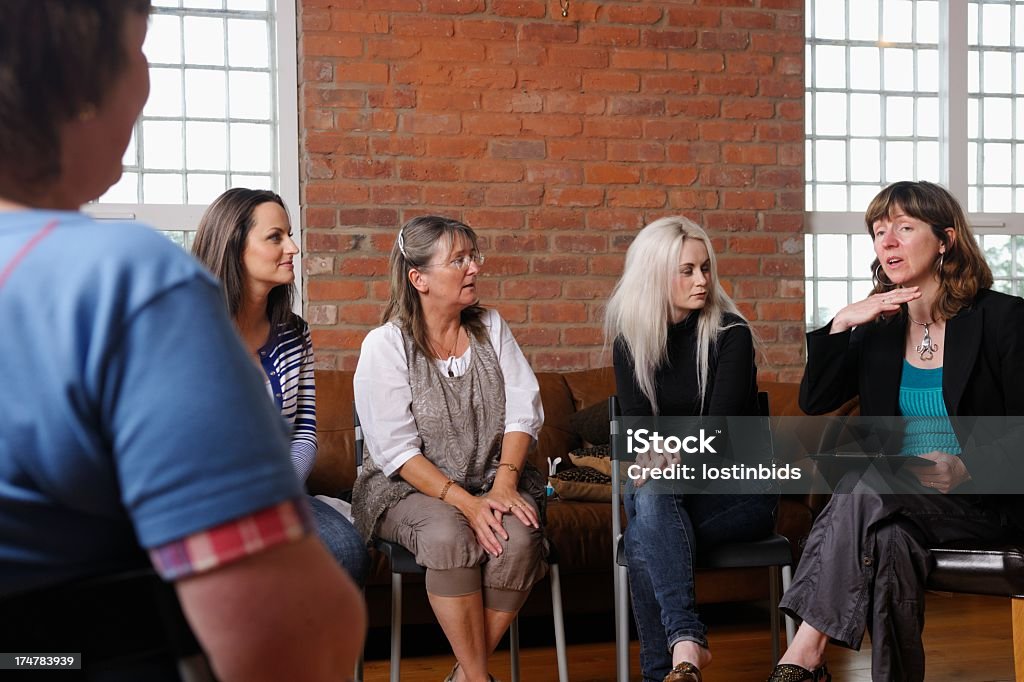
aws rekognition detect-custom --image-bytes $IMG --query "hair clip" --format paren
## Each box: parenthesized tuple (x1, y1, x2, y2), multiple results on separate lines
(397, 228, 408, 259)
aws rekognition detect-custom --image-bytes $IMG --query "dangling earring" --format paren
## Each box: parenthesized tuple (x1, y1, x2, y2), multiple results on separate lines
(874, 263, 891, 286)
(936, 249, 945, 277)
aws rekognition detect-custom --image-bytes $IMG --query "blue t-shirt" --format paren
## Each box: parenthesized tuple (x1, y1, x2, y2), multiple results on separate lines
(0, 210, 301, 596)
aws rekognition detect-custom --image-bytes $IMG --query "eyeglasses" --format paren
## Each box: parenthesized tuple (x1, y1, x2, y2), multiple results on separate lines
(421, 253, 485, 271)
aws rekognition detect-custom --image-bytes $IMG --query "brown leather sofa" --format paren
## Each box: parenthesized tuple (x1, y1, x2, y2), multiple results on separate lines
(308, 369, 836, 628)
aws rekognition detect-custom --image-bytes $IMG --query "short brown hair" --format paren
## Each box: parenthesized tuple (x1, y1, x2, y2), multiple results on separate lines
(0, 1, 152, 191)
(865, 181, 993, 321)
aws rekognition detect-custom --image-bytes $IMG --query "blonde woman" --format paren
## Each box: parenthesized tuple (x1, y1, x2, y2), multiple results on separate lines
(606, 217, 778, 682)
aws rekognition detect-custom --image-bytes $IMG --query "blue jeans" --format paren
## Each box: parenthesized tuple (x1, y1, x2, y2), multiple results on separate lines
(624, 483, 777, 682)
(309, 495, 370, 587)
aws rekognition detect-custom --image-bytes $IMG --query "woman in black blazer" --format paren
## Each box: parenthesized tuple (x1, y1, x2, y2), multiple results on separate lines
(767, 181, 1024, 682)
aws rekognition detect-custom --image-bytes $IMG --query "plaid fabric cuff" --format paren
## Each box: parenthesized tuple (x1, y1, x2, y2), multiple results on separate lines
(149, 497, 314, 581)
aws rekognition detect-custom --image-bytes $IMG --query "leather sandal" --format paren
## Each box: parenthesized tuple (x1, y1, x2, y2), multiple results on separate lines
(443, 664, 499, 682)
(663, 661, 702, 682)
(766, 663, 831, 682)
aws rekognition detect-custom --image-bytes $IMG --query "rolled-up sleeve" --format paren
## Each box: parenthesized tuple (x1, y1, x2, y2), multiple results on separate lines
(353, 325, 422, 477)
(487, 310, 544, 440)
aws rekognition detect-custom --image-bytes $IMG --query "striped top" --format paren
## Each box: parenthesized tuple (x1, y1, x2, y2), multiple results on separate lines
(898, 360, 961, 457)
(259, 315, 317, 481)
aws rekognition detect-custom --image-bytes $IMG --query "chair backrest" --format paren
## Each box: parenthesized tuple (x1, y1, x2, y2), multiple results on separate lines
(353, 404, 366, 474)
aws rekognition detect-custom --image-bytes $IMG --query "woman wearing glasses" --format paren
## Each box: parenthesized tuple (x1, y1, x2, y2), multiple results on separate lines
(353, 215, 547, 682)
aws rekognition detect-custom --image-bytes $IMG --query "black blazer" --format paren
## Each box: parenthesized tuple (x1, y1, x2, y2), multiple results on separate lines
(799, 289, 1024, 527)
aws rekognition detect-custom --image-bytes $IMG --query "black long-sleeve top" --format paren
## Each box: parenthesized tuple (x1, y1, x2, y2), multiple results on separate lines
(613, 312, 758, 418)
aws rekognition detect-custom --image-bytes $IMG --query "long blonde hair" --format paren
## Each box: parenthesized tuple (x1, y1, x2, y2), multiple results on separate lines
(604, 216, 747, 415)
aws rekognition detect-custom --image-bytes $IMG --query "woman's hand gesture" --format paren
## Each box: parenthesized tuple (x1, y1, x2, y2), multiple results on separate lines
(485, 482, 540, 530)
(830, 287, 921, 334)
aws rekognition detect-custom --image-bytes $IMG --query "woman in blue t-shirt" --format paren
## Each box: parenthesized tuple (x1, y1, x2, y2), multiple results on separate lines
(771, 181, 1024, 682)
(193, 188, 368, 585)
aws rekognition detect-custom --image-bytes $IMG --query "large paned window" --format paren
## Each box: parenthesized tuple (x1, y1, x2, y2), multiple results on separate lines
(806, 0, 1024, 329)
(85, 0, 298, 259)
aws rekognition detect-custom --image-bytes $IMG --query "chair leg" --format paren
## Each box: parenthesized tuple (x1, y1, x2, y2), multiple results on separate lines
(177, 654, 216, 682)
(390, 572, 402, 682)
(781, 565, 796, 646)
(549, 563, 569, 682)
(615, 561, 630, 682)
(769, 565, 781, 664)
(353, 651, 363, 682)
(1013, 597, 1024, 681)
(510, 616, 520, 682)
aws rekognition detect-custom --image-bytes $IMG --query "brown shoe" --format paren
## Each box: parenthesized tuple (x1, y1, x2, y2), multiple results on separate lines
(664, 662, 702, 682)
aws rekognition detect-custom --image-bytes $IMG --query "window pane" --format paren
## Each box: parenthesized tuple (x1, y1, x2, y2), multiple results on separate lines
(849, 47, 881, 90)
(142, 121, 184, 170)
(916, 1, 939, 44)
(917, 141, 940, 182)
(814, 0, 846, 39)
(143, 173, 184, 203)
(917, 49, 938, 92)
(230, 123, 272, 172)
(815, 45, 847, 89)
(851, 138, 881, 182)
(881, 0, 913, 43)
(886, 96, 914, 137)
(983, 142, 1011, 185)
(187, 173, 228, 204)
(984, 97, 1013, 139)
(816, 140, 847, 181)
(816, 184, 848, 211)
(185, 70, 228, 119)
(816, 281, 850, 324)
(851, 234, 876, 276)
(851, 184, 882, 211)
(983, 52, 1012, 94)
(984, 186, 1012, 212)
(850, 94, 882, 136)
(917, 97, 939, 137)
(229, 71, 272, 120)
(184, 16, 225, 66)
(982, 4, 1012, 47)
(100, 173, 140, 203)
(816, 92, 848, 136)
(145, 15, 182, 64)
(817, 234, 848, 276)
(144, 68, 183, 118)
(186, 121, 228, 170)
(884, 48, 915, 91)
(983, 235, 1013, 276)
(228, 20, 269, 68)
(848, 0, 879, 41)
(227, 0, 268, 9)
(885, 141, 914, 181)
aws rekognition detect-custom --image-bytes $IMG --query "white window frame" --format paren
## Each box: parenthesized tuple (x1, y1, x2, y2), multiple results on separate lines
(83, 0, 302, 298)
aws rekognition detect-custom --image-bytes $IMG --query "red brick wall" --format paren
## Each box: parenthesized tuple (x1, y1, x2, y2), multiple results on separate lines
(298, 0, 806, 382)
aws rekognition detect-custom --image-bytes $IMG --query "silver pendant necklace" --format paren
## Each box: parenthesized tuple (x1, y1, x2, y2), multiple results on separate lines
(908, 315, 938, 361)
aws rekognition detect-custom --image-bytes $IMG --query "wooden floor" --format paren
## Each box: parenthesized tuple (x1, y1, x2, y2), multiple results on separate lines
(360, 592, 1016, 681)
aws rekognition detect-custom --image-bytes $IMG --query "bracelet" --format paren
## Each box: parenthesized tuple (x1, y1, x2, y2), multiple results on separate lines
(497, 462, 519, 474)
(439, 479, 456, 502)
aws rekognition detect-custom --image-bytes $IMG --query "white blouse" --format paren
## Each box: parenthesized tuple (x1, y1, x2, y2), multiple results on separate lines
(354, 308, 544, 478)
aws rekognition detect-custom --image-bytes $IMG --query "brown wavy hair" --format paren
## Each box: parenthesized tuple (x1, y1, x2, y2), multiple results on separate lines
(865, 181, 992, 322)
(0, 0, 151, 194)
(192, 188, 303, 340)
(382, 215, 486, 361)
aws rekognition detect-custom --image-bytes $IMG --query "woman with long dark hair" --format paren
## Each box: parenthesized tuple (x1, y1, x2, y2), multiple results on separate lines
(193, 188, 368, 585)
